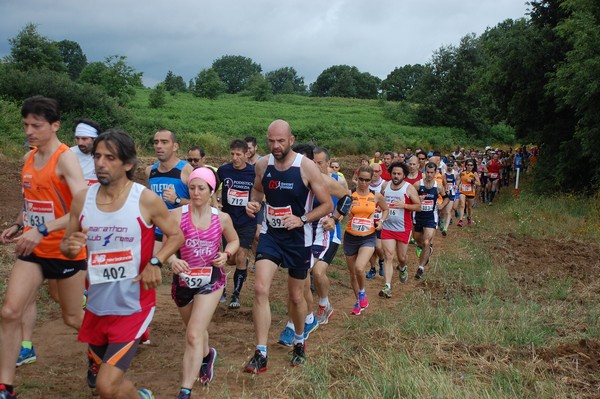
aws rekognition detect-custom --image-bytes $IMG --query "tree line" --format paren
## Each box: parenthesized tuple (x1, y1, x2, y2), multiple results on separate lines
(0, 0, 598, 193)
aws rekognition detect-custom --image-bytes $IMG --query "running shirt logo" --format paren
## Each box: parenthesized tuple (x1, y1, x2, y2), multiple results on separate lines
(267, 180, 295, 190)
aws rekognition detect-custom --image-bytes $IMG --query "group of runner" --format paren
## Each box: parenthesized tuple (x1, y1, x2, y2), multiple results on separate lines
(0, 96, 517, 399)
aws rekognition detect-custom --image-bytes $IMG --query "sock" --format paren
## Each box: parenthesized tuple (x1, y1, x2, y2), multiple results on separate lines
(21, 340, 33, 350)
(1, 385, 14, 393)
(256, 345, 267, 357)
(418, 265, 424, 270)
(202, 352, 211, 364)
(293, 334, 304, 346)
(319, 297, 329, 307)
(385, 283, 391, 289)
(286, 321, 295, 330)
(399, 265, 407, 271)
(233, 268, 247, 296)
(358, 290, 366, 301)
(180, 388, 192, 395)
(305, 312, 314, 324)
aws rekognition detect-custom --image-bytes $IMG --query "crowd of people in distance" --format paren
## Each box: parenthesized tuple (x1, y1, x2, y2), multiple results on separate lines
(0, 95, 526, 399)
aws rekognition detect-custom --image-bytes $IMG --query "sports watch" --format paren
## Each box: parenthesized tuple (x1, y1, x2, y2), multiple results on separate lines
(174, 196, 182, 205)
(37, 223, 49, 237)
(149, 257, 163, 268)
(300, 215, 309, 224)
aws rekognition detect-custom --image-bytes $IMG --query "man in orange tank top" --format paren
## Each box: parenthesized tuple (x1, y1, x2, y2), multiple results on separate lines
(0, 96, 88, 399)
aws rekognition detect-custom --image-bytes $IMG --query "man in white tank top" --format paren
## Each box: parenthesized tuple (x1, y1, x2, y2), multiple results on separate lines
(61, 129, 183, 399)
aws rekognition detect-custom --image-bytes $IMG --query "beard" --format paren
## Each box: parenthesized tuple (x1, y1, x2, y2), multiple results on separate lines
(272, 147, 290, 160)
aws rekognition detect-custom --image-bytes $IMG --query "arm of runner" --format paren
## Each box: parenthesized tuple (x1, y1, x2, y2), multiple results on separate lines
(60, 189, 88, 259)
(246, 157, 266, 217)
(135, 189, 184, 290)
(0, 210, 25, 244)
(403, 184, 422, 212)
(166, 207, 190, 275)
(375, 192, 389, 230)
(211, 211, 240, 268)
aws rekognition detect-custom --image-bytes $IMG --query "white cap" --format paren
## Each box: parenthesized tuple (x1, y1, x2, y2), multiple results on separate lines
(75, 123, 98, 138)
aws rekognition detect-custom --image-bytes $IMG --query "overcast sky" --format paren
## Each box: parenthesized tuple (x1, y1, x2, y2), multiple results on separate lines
(0, 0, 530, 87)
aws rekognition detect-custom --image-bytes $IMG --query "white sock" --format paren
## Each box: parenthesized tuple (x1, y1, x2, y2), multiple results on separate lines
(305, 312, 314, 324)
(319, 297, 329, 307)
(286, 321, 295, 329)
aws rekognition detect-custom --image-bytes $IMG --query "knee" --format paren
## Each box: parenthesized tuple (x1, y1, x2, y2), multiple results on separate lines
(254, 281, 269, 300)
(288, 290, 304, 306)
(62, 310, 83, 330)
(398, 253, 407, 265)
(95, 377, 118, 399)
(185, 328, 202, 348)
(1, 301, 23, 324)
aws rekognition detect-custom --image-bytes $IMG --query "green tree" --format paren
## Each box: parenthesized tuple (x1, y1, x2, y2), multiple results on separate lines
(163, 70, 187, 94)
(6, 23, 66, 73)
(193, 68, 226, 99)
(311, 65, 380, 99)
(246, 74, 272, 101)
(382, 64, 425, 101)
(78, 55, 143, 105)
(212, 55, 262, 93)
(265, 67, 306, 94)
(56, 39, 87, 80)
(149, 83, 167, 108)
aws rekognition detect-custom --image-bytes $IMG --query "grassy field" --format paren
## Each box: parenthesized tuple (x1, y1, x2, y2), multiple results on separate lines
(2, 90, 484, 158)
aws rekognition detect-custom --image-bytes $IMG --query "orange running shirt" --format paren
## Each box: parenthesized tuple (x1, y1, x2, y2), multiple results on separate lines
(22, 144, 86, 260)
(345, 190, 377, 236)
(459, 171, 476, 196)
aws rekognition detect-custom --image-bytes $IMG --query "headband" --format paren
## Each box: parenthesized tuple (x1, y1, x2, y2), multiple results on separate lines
(188, 167, 216, 192)
(75, 123, 98, 138)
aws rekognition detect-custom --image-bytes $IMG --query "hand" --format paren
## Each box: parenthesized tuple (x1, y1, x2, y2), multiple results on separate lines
(375, 221, 383, 231)
(133, 264, 162, 290)
(61, 228, 89, 258)
(211, 252, 228, 268)
(392, 199, 405, 209)
(0, 224, 22, 244)
(170, 258, 190, 274)
(162, 187, 177, 204)
(322, 217, 335, 231)
(14, 228, 45, 257)
(282, 214, 302, 230)
(246, 201, 260, 218)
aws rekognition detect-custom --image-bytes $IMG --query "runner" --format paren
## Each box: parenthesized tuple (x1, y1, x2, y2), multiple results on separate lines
(379, 162, 421, 297)
(412, 162, 440, 279)
(60, 129, 184, 399)
(458, 159, 481, 226)
(0, 96, 88, 399)
(340, 165, 388, 315)
(485, 151, 502, 205)
(217, 139, 255, 309)
(71, 118, 101, 185)
(365, 162, 385, 279)
(168, 167, 239, 399)
(440, 160, 459, 235)
(243, 120, 332, 373)
(244, 136, 261, 166)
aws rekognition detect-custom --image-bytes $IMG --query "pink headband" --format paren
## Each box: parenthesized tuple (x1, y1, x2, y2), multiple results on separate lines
(188, 167, 216, 191)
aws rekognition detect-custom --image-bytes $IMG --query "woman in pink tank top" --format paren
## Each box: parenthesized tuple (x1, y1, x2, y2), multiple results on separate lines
(167, 168, 239, 398)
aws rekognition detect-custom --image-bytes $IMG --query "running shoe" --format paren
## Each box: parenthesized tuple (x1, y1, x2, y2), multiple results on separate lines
(0, 385, 16, 399)
(409, 237, 417, 245)
(228, 296, 240, 309)
(138, 388, 154, 399)
(316, 303, 334, 325)
(176, 390, 191, 399)
(289, 343, 305, 367)
(244, 350, 267, 374)
(199, 347, 217, 385)
(457, 220, 464, 227)
(399, 266, 408, 283)
(16, 345, 36, 367)
(415, 267, 424, 279)
(358, 292, 369, 310)
(467, 217, 474, 225)
(350, 301, 362, 316)
(378, 259, 384, 276)
(416, 246, 422, 257)
(278, 326, 294, 347)
(304, 317, 319, 340)
(219, 290, 227, 303)
(87, 356, 99, 389)
(424, 245, 433, 266)
(379, 285, 392, 298)
(366, 268, 377, 279)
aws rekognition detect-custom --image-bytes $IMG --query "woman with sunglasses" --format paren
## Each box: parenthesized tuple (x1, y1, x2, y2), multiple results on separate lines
(457, 160, 481, 226)
(341, 165, 388, 315)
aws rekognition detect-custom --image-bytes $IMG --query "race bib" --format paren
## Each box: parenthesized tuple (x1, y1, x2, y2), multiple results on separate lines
(86, 179, 99, 186)
(179, 267, 213, 288)
(88, 248, 137, 285)
(421, 200, 434, 212)
(447, 182, 455, 191)
(266, 204, 292, 228)
(388, 208, 401, 217)
(489, 173, 498, 179)
(373, 211, 382, 221)
(24, 199, 55, 227)
(351, 217, 372, 233)
(227, 188, 249, 207)
(460, 184, 472, 192)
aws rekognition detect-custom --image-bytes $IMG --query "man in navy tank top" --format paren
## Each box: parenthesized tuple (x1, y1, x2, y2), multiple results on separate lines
(243, 120, 332, 373)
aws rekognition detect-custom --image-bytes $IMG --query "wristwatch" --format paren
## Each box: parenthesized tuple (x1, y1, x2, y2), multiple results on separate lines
(300, 215, 309, 224)
(149, 257, 163, 268)
(37, 223, 49, 237)
(174, 196, 182, 205)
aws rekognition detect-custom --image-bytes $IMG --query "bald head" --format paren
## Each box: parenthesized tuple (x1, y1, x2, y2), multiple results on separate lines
(268, 119, 291, 137)
(267, 119, 294, 160)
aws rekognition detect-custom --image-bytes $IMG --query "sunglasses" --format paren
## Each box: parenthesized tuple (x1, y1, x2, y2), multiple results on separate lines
(357, 177, 371, 182)
(418, 157, 426, 160)
(187, 158, 201, 163)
